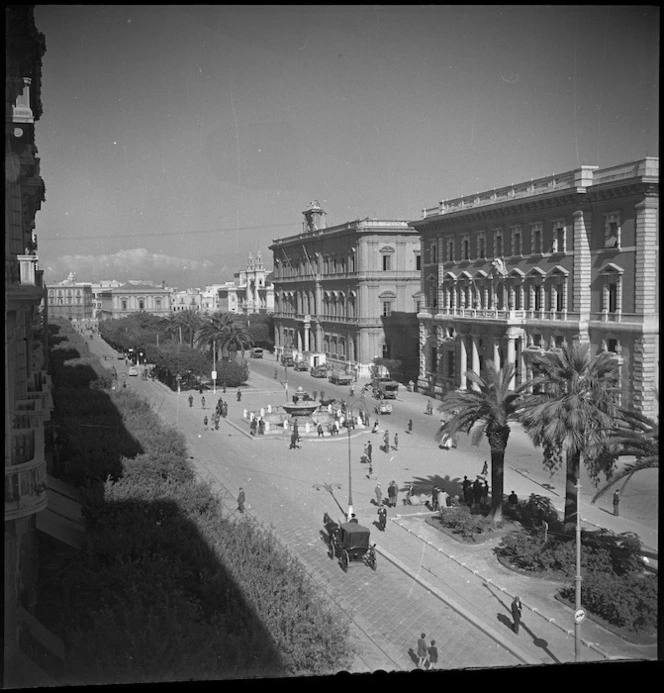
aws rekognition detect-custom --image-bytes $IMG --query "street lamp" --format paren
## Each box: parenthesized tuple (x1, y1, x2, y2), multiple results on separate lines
(176, 373, 182, 394)
(212, 338, 217, 394)
(344, 400, 365, 521)
(574, 477, 583, 661)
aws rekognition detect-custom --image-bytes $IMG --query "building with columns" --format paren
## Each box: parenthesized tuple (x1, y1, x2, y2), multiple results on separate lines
(98, 282, 172, 319)
(231, 251, 274, 314)
(270, 202, 421, 377)
(410, 158, 659, 420)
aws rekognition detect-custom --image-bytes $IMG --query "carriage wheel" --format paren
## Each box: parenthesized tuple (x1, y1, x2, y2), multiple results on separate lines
(367, 547, 377, 571)
(341, 549, 349, 572)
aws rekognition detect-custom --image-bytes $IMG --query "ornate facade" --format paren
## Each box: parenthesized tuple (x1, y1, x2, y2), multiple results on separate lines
(410, 158, 659, 419)
(46, 272, 93, 323)
(270, 202, 421, 377)
(98, 282, 172, 319)
(5, 7, 57, 683)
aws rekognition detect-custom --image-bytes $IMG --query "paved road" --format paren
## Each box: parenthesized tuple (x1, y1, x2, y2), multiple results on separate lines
(87, 337, 658, 672)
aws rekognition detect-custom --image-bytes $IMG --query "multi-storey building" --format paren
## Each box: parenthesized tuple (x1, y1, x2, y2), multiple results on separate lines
(5, 6, 60, 684)
(170, 287, 203, 313)
(98, 281, 172, 319)
(410, 158, 659, 419)
(46, 272, 93, 323)
(232, 251, 274, 314)
(270, 202, 421, 377)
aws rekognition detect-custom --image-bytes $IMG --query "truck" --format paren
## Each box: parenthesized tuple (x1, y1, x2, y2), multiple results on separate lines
(329, 371, 353, 386)
(373, 379, 399, 399)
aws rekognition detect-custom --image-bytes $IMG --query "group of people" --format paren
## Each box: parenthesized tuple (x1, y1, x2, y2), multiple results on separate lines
(429, 485, 449, 511)
(380, 430, 398, 452)
(462, 475, 490, 507)
(249, 415, 266, 436)
(416, 633, 438, 670)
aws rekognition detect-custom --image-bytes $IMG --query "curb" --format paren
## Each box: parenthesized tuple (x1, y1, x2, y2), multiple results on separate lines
(392, 518, 615, 661)
(374, 539, 534, 665)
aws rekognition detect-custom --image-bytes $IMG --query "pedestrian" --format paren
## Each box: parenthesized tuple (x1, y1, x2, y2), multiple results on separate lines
(383, 430, 389, 452)
(482, 479, 489, 506)
(222, 381, 227, 394)
(214, 413, 220, 430)
(258, 417, 265, 435)
(437, 487, 448, 510)
(393, 432, 399, 450)
(199, 384, 203, 395)
(203, 415, 208, 431)
(317, 423, 324, 437)
(250, 418, 257, 436)
(511, 596, 523, 634)
(289, 430, 299, 449)
(613, 489, 620, 517)
(378, 505, 387, 531)
(387, 481, 396, 507)
(237, 487, 246, 513)
(427, 640, 438, 671)
(188, 394, 194, 408)
(407, 419, 413, 434)
(201, 396, 206, 410)
(221, 402, 228, 418)
(375, 482, 382, 506)
(417, 633, 428, 669)
(462, 476, 472, 506)
(431, 486, 439, 511)
(367, 461, 373, 478)
(508, 490, 519, 506)
(372, 420, 380, 434)
(473, 477, 483, 507)
(366, 440, 372, 463)
(236, 389, 241, 402)
(481, 460, 489, 477)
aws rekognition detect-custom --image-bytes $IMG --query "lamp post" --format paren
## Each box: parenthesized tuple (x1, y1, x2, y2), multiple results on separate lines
(344, 400, 364, 521)
(176, 373, 182, 394)
(212, 338, 217, 394)
(574, 476, 583, 661)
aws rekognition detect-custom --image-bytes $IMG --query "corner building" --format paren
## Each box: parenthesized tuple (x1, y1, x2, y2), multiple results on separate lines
(270, 202, 421, 377)
(410, 158, 659, 420)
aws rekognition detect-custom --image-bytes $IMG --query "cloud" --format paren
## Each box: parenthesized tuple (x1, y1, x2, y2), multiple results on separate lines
(44, 248, 218, 287)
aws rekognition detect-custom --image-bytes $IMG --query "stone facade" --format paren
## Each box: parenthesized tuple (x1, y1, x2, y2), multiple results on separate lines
(98, 282, 172, 319)
(47, 272, 93, 323)
(411, 158, 659, 419)
(270, 202, 421, 377)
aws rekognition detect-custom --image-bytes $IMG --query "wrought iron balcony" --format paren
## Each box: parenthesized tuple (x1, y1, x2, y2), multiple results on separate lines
(5, 421, 47, 520)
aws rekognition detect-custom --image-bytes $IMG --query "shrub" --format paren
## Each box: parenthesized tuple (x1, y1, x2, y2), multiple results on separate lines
(559, 572, 657, 633)
(216, 359, 249, 387)
(439, 505, 495, 542)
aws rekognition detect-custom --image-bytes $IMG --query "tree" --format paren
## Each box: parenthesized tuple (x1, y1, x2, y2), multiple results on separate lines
(591, 408, 659, 502)
(174, 308, 202, 349)
(437, 360, 527, 523)
(197, 313, 253, 362)
(520, 340, 620, 531)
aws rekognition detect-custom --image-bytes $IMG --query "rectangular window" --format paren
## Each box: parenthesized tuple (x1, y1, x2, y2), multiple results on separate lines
(554, 335, 565, 348)
(462, 236, 470, 260)
(494, 230, 503, 257)
(552, 220, 566, 253)
(478, 234, 486, 259)
(607, 338, 618, 353)
(416, 254, 421, 270)
(556, 288, 564, 311)
(382, 343, 390, 359)
(530, 223, 543, 254)
(510, 226, 522, 256)
(382, 254, 392, 271)
(382, 301, 392, 317)
(608, 283, 618, 312)
(447, 239, 454, 261)
(604, 212, 621, 249)
(431, 242, 438, 264)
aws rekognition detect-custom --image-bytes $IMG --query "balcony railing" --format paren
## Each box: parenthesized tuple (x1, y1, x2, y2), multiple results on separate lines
(17, 254, 39, 285)
(429, 307, 582, 322)
(590, 312, 650, 324)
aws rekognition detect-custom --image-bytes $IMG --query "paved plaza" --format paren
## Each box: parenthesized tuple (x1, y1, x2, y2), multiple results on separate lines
(94, 340, 658, 673)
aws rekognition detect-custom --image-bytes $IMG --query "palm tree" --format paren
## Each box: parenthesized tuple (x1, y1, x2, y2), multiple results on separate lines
(437, 360, 528, 523)
(591, 408, 659, 502)
(520, 340, 620, 531)
(197, 313, 253, 362)
(175, 308, 202, 349)
(161, 314, 181, 345)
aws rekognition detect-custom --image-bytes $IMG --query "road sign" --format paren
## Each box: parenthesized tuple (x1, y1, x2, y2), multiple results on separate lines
(574, 608, 586, 624)
(211, 371, 217, 380)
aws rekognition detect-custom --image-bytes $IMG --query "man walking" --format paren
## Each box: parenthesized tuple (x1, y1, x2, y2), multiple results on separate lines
(366, 440, 372, 463)
(473, 477, 483, 507)
(188, 394, 194, 408)
(237, 487, 246, 513)
(377, 505, 387, 531)
(201, 396, 206, 410)
(393, 432, 399, 451)
(407, 419, 413, 434)
(613, 489, 620, 517)
(431, 486, 439, 511)
(203, 415, 208, 431)
(462, 476, 472, 506)
(416, 633, 428, 669)
(511, 596, 523, 634)
(482, 479, 489, 506)
(383, 429, 390, 453)
(374, 482, 382, 506)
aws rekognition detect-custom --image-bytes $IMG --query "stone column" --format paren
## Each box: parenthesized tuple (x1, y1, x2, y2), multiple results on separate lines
(304, 319, 310, 352)
(493, 337, 501, 369)
(471, 335, 480, 389)
(459, 334, 467, 389)
(506, 332, 516, 389)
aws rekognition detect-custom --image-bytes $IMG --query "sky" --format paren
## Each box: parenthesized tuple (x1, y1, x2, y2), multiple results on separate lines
(33, 5, 659, 288)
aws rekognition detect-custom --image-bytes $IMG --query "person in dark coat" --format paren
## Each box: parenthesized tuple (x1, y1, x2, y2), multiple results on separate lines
(431, 486, 439, 511)
(416, 633, 428, 669)
(508, 490, 519, 506)
(428, 640, 439, 670)
(236, 389, 242, 402)
(237, 487, 246, 513)
(482, 479, 489, 506)
(250, 418, 257, 436)
(511, 596, 523, 634)
(188, 394, 194, 408)
(613, 489, 620, 517)
(407, 419, 413, 434)
(366, 440, 372, 463)
(377, 505, 387, 531)
(203, 415, 208, 431)
(201, 396, 206, 410)
(387, 481, 397, 507)
(462, 476, 472, 506)
(473, 478, 483, 507)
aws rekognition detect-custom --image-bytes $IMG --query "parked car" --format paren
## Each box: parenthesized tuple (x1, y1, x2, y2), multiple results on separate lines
(281, 355, 295, 367)
(294, 360, 308, 371)
(310, 364, 328, 378)
(128, 367, 138, 377)
(251, 348, 264, 358)
(375, 400, 393, 414)
(329, 371, 353, 386)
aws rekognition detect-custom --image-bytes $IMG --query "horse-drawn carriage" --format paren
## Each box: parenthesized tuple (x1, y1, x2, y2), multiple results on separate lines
(323, 513, 377, 572)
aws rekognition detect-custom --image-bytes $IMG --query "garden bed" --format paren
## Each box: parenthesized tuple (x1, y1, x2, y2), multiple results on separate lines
(425, 507, 520, 545)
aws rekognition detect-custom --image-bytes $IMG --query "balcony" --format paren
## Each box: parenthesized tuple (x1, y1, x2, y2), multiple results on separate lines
(590, 312, 649, 324)
(6, 423, 47, 521)
(429, 307, 583, 324)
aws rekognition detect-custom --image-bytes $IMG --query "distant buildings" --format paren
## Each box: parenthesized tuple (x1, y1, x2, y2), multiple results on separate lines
(46, 272, 93, 323)
(411, 158, 659, 419)
(98, 281, 172, 319)
(270, 202, 421, 377)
